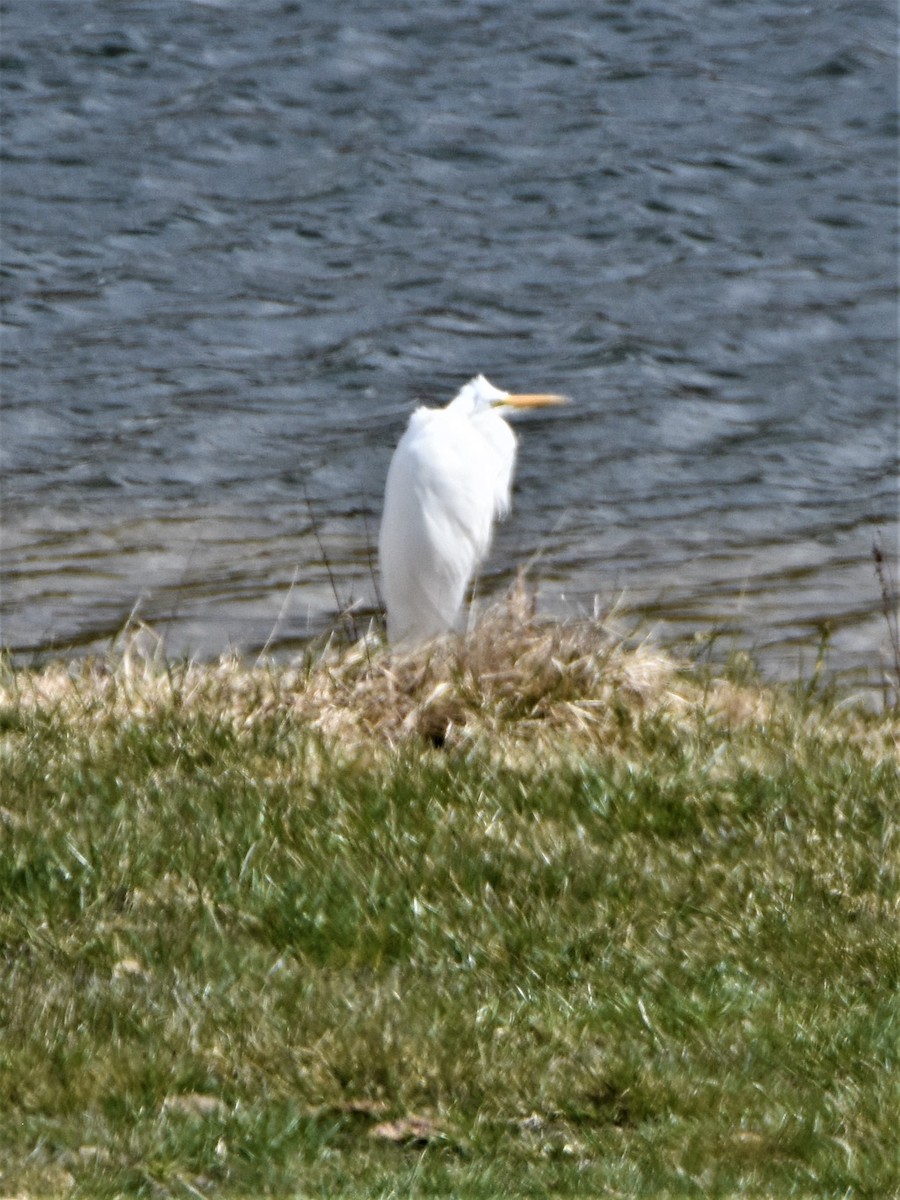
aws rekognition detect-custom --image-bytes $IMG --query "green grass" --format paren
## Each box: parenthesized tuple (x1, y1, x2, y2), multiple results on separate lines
(1, 623, 898, 1197)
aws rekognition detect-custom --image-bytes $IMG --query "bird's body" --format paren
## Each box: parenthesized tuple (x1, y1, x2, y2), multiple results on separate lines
(379, 375, 565, 645)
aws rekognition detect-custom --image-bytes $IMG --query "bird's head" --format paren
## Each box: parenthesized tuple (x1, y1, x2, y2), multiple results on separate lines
(453, 374, 568, 415)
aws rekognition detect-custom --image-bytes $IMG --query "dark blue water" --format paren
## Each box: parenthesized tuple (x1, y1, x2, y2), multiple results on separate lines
(2, 0, 897, 687)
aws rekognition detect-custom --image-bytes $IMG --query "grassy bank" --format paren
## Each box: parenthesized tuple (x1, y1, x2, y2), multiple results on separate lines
(1, 605, 898, 1198)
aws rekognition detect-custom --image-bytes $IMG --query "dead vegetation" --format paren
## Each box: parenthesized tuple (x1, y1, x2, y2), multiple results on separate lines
(2, 585, 896, 763)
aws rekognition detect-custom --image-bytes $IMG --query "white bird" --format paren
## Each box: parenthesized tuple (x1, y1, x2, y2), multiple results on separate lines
(379, 375, 567, 645)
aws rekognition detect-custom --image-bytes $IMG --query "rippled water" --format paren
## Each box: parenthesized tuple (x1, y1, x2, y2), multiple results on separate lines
(2, 0, 897, 687)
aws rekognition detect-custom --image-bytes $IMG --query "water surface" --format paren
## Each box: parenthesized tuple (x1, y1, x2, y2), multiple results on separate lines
(2, 0, 897, 689)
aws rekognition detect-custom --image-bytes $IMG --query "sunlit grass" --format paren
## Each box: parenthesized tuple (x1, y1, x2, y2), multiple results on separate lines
(1, 603, 898, 1197)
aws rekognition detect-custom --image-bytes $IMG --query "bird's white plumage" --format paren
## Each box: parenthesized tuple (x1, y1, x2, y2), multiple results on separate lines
(379, 375, 565, 645)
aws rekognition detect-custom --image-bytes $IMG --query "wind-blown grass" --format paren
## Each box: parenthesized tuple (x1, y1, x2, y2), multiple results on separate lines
(1, 601, 898, 1197)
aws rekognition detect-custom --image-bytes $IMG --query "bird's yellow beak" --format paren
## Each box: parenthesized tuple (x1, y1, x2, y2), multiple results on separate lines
(494, 392, 568, 409)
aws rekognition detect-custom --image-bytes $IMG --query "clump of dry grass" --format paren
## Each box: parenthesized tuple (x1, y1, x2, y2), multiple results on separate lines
(307, 586, 684, 750)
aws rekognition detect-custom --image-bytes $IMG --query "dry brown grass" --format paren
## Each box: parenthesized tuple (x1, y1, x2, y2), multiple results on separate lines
(3, 586, 896, 765)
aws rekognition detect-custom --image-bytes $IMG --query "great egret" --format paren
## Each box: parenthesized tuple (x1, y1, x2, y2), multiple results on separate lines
(379, 375, 567, 645)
